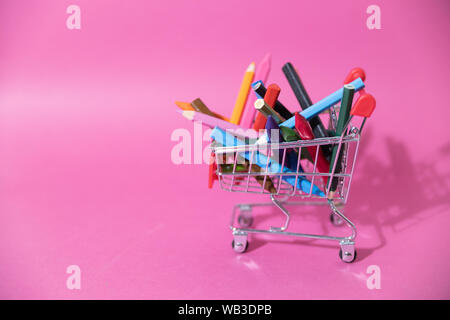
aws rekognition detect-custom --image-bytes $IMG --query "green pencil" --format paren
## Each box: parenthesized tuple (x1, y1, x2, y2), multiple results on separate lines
(328, 84, 355, 195)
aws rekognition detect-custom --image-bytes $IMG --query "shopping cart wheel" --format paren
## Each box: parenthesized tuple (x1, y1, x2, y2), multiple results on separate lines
(232, 232, 249, 253)
(232, 240, 249, 253)
(238, 214, 253, 228)
(330, 213, 344, 226)
(339, 241, 357, 263)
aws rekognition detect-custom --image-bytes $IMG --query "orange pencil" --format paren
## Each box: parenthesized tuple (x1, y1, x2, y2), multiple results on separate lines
(230, 62, 255, 124)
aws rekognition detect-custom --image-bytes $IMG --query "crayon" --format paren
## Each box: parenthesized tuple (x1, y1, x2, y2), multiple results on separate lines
(230, 62, 256, 124)
(240, 54, 272, 128)
(210, 126, 324, 196)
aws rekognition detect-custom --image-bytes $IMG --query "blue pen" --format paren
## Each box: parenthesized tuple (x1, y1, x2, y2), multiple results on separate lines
(211, 126, 325, 197)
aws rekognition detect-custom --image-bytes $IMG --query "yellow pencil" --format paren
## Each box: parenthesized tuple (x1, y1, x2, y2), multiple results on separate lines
(230, 62, 255, 124)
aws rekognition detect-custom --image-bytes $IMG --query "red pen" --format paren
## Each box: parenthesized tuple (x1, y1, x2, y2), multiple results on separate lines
(294, 112, 330, 183)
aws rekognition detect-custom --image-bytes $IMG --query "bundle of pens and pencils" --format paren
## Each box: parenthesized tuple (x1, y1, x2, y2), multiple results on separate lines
(175, 54, 376, 199)
(176, 56, 376, 261)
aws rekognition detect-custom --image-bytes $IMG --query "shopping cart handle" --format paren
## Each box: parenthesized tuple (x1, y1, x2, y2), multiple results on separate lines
(350, 94, 376, 118)
(344, 67, 366, 84)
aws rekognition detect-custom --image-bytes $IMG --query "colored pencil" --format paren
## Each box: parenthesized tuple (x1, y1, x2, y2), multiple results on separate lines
(252, 82, 293, 119)
(240, 54, 272, 128)
(178, 110, 258, 135)
(253, 84, 283, 130)
(328, 84, 355, 196)
(254, 99, 284, 124)
(191, 98, 229, 121)
(230, 62, 256, 124)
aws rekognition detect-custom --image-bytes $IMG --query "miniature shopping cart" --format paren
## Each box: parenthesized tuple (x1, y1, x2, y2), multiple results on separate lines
(211, 107, 363, 263)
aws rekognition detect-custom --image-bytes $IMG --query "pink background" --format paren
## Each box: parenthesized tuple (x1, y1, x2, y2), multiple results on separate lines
(1, 0, 449, 299)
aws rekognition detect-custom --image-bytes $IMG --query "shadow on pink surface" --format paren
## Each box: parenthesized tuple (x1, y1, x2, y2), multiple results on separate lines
(348, 131, 450, 260)
(241, 128, 450, 262)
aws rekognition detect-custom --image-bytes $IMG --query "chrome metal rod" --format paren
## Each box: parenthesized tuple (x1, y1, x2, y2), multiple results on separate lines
(270, 194, 291, 231)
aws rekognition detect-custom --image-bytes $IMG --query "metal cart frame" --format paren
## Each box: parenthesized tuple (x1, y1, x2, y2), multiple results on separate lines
(211, 107, 362, 262)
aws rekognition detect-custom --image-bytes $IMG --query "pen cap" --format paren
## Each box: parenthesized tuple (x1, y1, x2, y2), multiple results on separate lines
(344, 67, 366, 84)
(350, 94, 376, 118)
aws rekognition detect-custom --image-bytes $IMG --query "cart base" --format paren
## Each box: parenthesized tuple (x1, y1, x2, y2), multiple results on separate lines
(230, 198, 357, 263)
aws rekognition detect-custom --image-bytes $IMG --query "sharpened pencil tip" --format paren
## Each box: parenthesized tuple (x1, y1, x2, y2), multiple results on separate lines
(247, 62, 256, 72)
